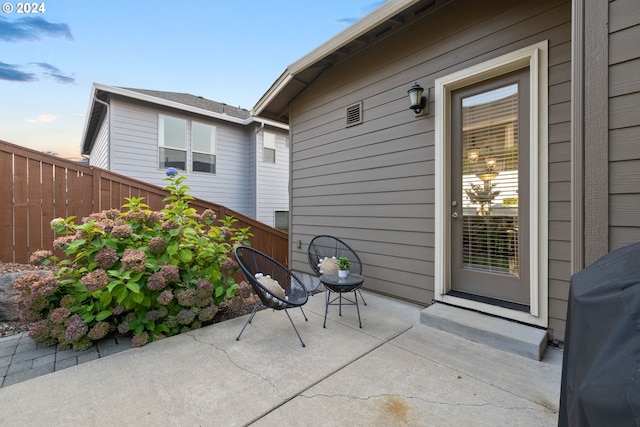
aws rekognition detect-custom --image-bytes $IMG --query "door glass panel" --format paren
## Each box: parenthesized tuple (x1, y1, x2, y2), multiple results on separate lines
(461, 83, 519, 277)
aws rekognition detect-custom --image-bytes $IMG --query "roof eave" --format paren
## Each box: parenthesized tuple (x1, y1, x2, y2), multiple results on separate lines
(80, 83, 104, 155)
(96, 84, 250, 125)
(81, 83, 288, 155)
(253, 0, 420, 120)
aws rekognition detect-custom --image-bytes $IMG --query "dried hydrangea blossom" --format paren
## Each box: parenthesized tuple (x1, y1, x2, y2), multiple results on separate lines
(166, 315, 178, 328)
(60, 294, 76, 308)
(117, 321, 130, 334)
(156, 290, 174, 306)
(94, 247, 119, 269)
(95, 218, 115, 233)
(148, 237, 168, 255)
(198, 305, 218, 322)
(176, 309, 195, 325)
(160, 264, 180, 282)
(111, 224, 133, 239)
(131, 332, 149, 348)
(29, 249, 52, 265)
(219, 226, 232, 240)
(122, 210, 147, 222)
(15, 274, 59, 318)
(146, 272, 167, 291)
(196, 296, 213, 307)
(49, 307, 71, 324)
(195, 279, 213, 298)
(121, 248, 146, 273)
(221, 257, 235, 273)
(103, 209, 120, 220)
(53, 235, 74, 249)
(50, 218, 65, 228)
(64, 314, 89, 343)
(145, 307, 167, 322)
(176, 289, 197, 307)
(81, 269, 109, 292)
(29, 319, 56, 345)
(83, 212, 106, 223)
(201, 209, 216, 221)
(147, 211, 165, 224)
(74, 228, 89, 240)
(161, 220, 180, 231)
(87, 322, 110, 340)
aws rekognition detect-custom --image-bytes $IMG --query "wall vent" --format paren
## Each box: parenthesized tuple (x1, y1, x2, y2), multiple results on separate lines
(346, 102, 363, 127)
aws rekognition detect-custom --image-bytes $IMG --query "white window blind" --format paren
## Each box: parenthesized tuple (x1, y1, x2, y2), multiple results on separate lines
(461, 83, 519, 277)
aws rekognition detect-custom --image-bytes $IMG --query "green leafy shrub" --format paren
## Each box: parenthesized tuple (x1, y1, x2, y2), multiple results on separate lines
(14, 168, 253, 350)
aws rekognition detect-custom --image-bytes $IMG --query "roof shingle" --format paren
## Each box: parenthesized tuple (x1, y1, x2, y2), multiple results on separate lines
(121, 88, 251, 120)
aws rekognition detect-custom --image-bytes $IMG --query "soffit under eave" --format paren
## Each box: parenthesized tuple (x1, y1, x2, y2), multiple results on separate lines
(255, 0, 444, 124)
(81, 90, 109, 155)
(258, 73, 317, 123)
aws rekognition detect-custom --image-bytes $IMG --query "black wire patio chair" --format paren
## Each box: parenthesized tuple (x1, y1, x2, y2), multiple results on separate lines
(233, 246, 309, 347)
(307, 235, 367, 305)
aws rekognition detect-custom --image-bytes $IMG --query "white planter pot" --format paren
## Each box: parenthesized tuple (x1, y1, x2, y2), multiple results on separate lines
(338, 270, 349, 278)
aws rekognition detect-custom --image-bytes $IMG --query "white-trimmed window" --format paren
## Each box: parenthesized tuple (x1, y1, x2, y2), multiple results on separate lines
(263, 132, 276, 163)
(274, 210, 289, 231)
(158, 116, 216, 174)
(192, 121, 216, 174)
(159, 115, 187, 170)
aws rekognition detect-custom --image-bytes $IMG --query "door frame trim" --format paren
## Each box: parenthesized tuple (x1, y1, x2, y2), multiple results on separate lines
(434, 41, 549, 327)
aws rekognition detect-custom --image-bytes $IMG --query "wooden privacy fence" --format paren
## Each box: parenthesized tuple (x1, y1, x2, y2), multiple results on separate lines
(0, 140, 288, 265)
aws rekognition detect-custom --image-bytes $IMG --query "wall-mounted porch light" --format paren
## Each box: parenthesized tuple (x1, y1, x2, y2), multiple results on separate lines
(408, 82, 428, 115)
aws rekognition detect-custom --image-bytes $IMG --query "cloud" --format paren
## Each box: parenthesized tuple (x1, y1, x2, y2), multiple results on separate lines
(31, 62, 76, 84)
(0, 17, 75, 83)
(26, 114, 57, 123)
(337, 1, 388, 25)
(0, 61, 37, 82)
(0, 16, 73, 42)
(0, 61, 75, 83)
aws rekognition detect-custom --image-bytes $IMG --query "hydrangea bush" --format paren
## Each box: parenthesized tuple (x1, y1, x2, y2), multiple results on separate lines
(14, 168, 253, 350)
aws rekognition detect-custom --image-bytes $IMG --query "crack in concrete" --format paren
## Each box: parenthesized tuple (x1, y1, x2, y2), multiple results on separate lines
(298, 392, 555, 412)
(185, 333, 286, 401)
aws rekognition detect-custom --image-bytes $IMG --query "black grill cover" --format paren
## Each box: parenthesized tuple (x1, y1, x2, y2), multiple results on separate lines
(558, 242, 640, 427)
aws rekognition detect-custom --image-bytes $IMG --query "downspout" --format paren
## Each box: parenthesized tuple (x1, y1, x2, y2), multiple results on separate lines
(94, 96, 111, 170)
(253, 121, 265, 222)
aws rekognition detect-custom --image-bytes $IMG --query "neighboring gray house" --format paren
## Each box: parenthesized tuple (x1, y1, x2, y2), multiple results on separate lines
(255, 0, 640, 344)
(81, 83, 290, 229)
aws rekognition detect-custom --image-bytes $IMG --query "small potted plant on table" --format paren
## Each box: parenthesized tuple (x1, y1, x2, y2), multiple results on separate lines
(337, 257, 350, 278)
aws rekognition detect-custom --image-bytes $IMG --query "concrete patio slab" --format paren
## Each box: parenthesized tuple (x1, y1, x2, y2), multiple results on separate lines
(256, 331, 560, 426)
(0, 292, 561, 426)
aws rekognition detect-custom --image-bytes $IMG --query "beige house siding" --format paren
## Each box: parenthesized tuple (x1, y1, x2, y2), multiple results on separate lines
(288, 0, 571, 339)
(608, 0, 640, 249)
